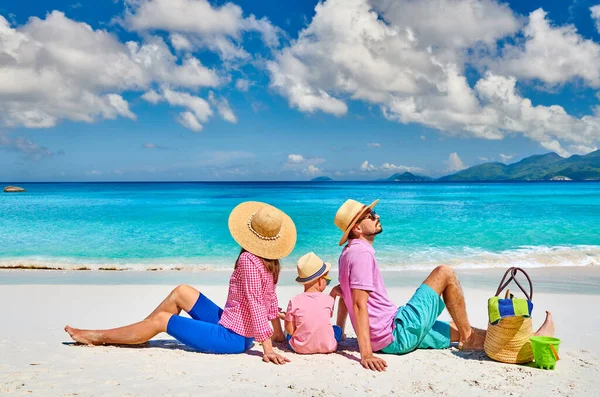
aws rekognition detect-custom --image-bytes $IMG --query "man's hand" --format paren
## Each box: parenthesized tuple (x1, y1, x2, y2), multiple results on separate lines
(360, 354, 387, 372)
(277, 311, 286, 320)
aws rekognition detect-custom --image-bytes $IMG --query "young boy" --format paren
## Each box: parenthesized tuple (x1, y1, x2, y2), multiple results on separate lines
(282, 252, 343, 354)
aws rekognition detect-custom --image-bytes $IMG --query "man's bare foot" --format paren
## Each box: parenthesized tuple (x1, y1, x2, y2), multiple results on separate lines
(64, 325, 100, 345)
(534, 311, 554, 337)
(458, 328, 486, 351)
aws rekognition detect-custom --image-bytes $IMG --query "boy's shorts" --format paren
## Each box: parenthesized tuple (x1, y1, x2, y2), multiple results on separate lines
(380, 284, 451, 355)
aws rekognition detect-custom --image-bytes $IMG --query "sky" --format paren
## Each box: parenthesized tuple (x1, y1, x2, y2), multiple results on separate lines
(1, 0, 600, 181)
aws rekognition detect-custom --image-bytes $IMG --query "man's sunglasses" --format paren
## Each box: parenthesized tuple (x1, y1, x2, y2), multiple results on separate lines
(359, 210, 378, 222)
(324, 275, 331, 286)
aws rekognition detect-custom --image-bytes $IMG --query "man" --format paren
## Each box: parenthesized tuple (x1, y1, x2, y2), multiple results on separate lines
(331, 199, 486, 372)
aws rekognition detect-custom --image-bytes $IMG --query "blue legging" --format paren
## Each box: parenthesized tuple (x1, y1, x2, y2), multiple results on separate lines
(166, 294, 254, 354)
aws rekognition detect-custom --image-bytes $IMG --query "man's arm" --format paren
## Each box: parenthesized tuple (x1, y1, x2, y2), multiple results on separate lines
(330, 285, 347, 337)
(271, 318, 285, 343)
(352, 288, 387, 372)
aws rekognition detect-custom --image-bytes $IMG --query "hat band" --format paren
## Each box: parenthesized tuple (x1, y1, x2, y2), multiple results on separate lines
(247, 213, 281, 241)
(345, 204, 367, 231)
(297, 262, 327, 283)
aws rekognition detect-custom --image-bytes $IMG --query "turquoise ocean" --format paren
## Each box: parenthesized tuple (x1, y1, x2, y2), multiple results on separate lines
(1, 182, 599, 272)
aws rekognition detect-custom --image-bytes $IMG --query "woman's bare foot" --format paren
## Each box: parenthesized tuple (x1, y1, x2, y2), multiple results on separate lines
(534, 311, 554, 337)
(458, 328, 486, 351)
(64, 325, 101, 345)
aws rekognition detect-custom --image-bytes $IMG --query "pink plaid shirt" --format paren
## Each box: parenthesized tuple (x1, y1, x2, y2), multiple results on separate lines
(219, 252, 279, 342)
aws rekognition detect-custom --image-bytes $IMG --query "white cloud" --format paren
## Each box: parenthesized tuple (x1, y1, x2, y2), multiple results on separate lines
(446, 152, 467, 172)
(208, 92, 238, 123)
(268, 0, 517, 116)
(142, 143, 167, 150)
(0, 11, 219, 129)
(567, 144, 598, 155)
(268, 1, 600, 156)
(288, 154, 305, 163)
(304, 165, 321, 175)
(285, 154, 326, 174)
(360, 160, 377, 172)
(170, 33, 193, 51)
(141, 90, 162, 104)
(123, 0, 281, 60)
(86, 170, 102, 175)
(178, 112, 203, 132)
(235, 78, 251, 92)
(0, 133, 55, 159)
(372, 0, 519, 61)
(539, 140, 570, 158)
(380, 163, 422, 173)
(142, 89, 213, 131)
(360, 160, 422, 174)
(591, 5, 600, 33)
(499, 153, 514, 162)
(479, 157, 489, 161)
(489, 9, 600, 87)
(367, 142, 381, 147)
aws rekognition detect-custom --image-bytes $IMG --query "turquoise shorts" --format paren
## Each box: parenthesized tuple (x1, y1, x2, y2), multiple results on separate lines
(380, 284, 451, 355)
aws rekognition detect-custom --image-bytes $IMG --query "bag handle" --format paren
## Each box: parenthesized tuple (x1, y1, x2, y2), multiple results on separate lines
(494, 267, 533, 300)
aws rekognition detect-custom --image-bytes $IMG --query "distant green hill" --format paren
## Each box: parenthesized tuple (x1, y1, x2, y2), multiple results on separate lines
(310, 176, 333, 182)
(439, 150, 600, 181)
(386, 172, 433, 182)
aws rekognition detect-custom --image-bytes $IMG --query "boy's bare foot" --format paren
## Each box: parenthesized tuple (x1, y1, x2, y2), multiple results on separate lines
(458, 328, 486, 351)
(534, 311, 554, 337)
(64, 325, 99, 345)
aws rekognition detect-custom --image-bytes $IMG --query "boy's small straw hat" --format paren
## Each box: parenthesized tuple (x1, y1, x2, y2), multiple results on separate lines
(334, 199, 379, 246)
(229, 201, 296, 260)
(296, 252, 331, 284)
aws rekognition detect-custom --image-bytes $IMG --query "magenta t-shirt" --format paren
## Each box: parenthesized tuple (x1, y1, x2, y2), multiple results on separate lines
(338, 239, 397, 351)
(285, 292, 337, 354)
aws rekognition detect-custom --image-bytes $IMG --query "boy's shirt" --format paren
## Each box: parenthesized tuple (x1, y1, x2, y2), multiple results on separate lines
(285, 292, 337, 354)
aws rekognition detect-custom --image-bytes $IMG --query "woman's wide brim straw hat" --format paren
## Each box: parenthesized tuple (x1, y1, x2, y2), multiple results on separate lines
(228, 201, 297, 260)
(296, 252, 332, 284)
(334, 199, 379, 246)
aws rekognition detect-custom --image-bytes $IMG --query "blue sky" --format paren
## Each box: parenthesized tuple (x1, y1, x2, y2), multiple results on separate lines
(1, 0, 600, 181)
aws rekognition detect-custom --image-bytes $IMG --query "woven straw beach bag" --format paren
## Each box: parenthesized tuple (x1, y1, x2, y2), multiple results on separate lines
(484, 267, 534, 364)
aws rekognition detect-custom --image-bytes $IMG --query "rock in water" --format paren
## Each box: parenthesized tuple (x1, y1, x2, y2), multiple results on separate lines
(4, 186, 26, 192)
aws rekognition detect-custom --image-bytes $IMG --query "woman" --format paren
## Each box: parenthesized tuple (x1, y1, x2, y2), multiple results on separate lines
(65, 201, 296, 365)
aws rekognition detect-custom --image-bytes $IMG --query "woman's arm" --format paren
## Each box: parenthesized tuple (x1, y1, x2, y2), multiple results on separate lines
(261, 337, 290, 365)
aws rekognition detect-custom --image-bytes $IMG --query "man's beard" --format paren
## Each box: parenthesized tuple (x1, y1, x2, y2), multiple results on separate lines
(364, 224, 383, 237)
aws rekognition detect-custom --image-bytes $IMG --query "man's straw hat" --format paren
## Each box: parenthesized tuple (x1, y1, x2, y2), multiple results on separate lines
(228, 201, 296, 260)
(334, 199, 379, 246)
(296, 252, 332, 284)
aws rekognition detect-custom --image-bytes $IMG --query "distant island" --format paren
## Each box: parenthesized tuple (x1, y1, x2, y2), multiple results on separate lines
(308, 150, 600, 182)
(385, 172, 432, 182)
(439, 150, 600, 181)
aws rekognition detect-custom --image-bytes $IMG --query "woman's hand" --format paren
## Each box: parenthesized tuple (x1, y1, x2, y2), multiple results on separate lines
(277, 311, 286, 320)
(262, 352, 290, 365)
(261, 338, 289, 365)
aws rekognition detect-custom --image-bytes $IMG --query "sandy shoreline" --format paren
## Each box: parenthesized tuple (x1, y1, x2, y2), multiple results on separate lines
(1, 269, 600, 396)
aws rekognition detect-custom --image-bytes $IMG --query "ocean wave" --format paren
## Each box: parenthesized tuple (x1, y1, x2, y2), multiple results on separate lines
(0, 245, 598, 272)
(376, 245, 600, 270)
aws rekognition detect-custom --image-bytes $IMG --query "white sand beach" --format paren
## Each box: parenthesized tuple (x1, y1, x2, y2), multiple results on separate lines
(1, 268, 599, 396)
